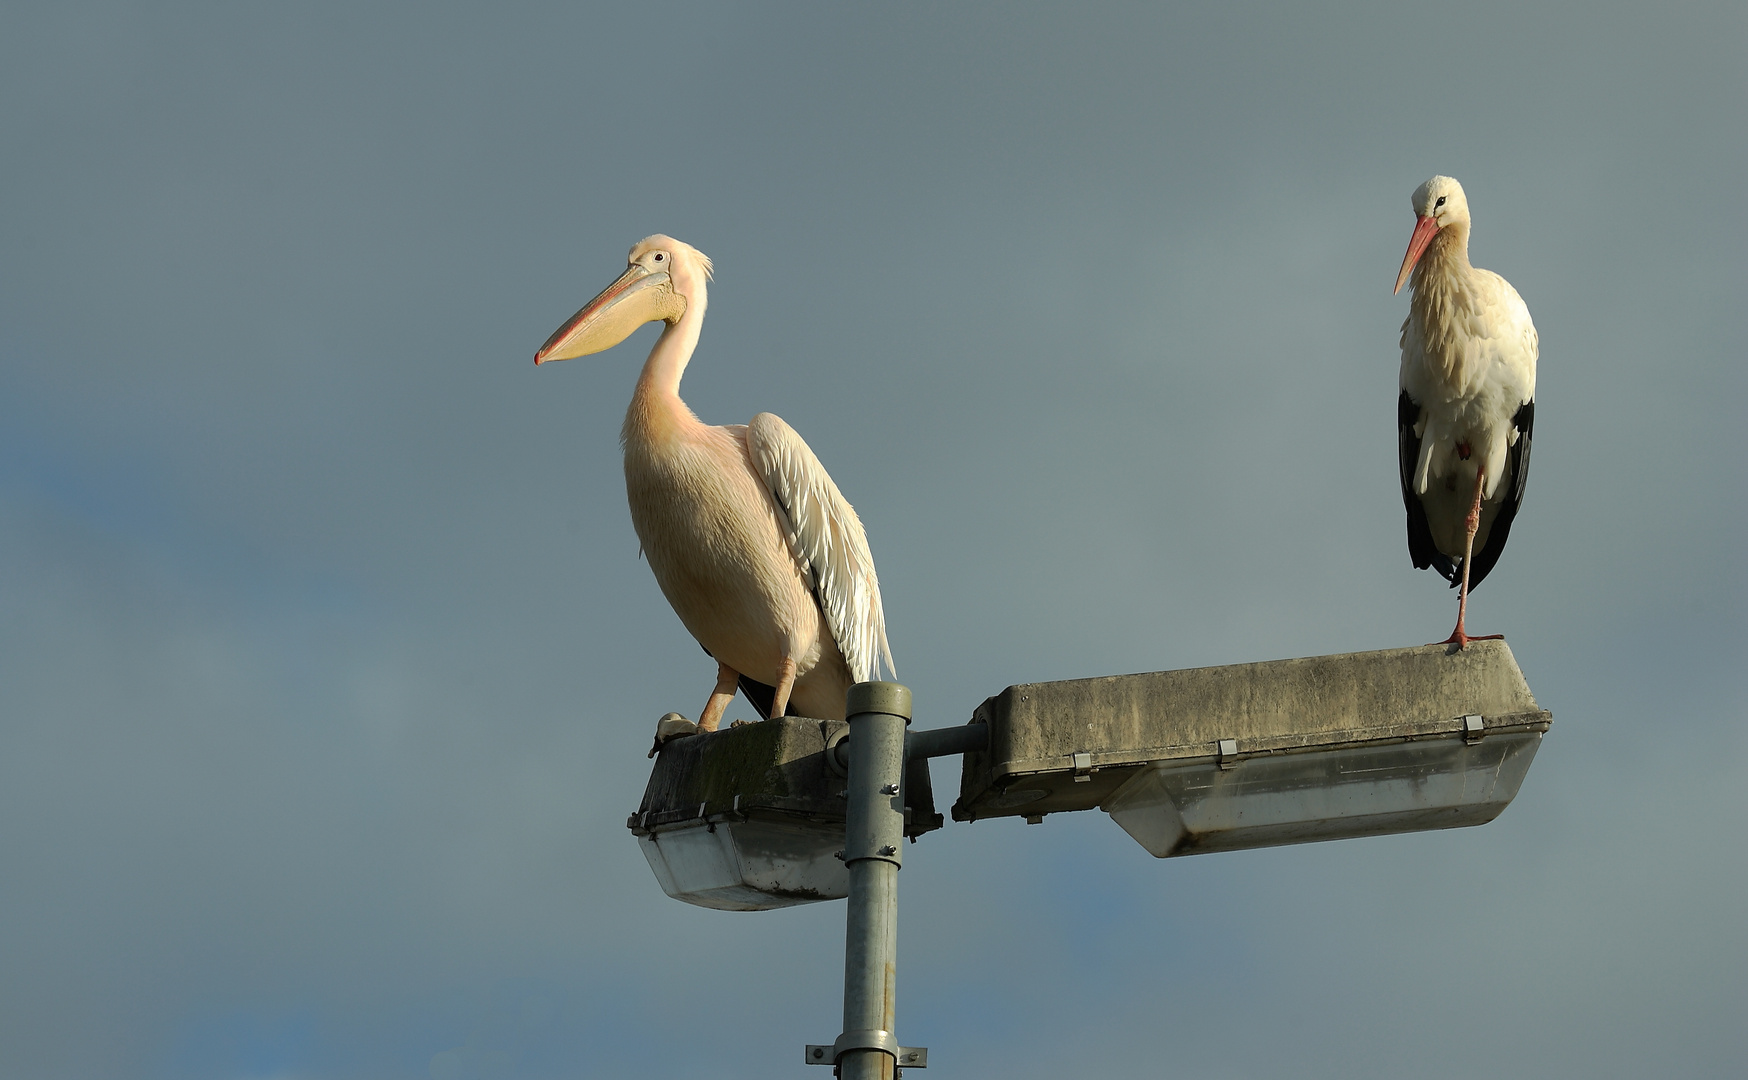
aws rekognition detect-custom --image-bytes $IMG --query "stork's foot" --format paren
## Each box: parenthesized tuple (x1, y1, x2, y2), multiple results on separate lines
(1432, 628, 1505, 650)
(648, 712, 700, 758)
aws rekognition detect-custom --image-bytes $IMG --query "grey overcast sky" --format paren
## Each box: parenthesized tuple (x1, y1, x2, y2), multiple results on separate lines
(2, 2, 1743, 1078)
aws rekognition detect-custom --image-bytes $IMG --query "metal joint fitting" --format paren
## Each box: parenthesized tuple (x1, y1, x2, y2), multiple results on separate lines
(846, 681, 913, 722)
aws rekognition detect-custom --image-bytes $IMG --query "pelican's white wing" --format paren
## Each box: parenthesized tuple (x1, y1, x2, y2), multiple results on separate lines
(746, 412, 895, 683)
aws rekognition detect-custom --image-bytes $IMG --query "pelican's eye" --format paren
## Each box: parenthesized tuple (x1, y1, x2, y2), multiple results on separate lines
(652, 252, 666, 263)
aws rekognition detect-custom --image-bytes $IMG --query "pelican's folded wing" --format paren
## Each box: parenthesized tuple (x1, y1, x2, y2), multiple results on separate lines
(745, 412, 895, 684)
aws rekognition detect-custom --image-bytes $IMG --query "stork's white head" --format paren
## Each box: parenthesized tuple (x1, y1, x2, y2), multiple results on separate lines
(534, 235, 715, 364)
(1393, 176, 1470, 294)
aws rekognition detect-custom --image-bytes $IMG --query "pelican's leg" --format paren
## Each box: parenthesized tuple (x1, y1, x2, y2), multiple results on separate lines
(767, 657, 798, 720)
(1438, 468, 1504, 649)
(697, 661, 740, 733)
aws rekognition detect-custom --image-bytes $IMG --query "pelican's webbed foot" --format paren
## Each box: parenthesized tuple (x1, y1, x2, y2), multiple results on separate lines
(649, 712, 700, 757)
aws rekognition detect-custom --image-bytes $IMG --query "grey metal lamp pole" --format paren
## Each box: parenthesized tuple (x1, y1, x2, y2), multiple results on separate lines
(834, 682, 909, 1080)
(813, 683, 989, 1076)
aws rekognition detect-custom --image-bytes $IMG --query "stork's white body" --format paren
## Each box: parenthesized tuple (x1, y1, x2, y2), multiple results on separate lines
(1400, 257, 1537, 555)
(537, 236, 893, 727)
(1394, 176, 1538, 641)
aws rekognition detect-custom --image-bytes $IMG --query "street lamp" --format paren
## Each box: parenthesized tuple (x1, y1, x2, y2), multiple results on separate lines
(626, 640, 1552, 1075)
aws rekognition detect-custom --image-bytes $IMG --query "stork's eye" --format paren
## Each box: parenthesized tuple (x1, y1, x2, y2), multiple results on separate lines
(1435, 196, 1447, 208)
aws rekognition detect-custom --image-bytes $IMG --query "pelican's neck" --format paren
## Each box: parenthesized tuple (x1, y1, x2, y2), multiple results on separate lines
(623, 294, 708, 447)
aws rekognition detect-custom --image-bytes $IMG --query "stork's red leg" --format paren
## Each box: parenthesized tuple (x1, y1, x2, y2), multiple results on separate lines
(1438, 468, 1504, 649)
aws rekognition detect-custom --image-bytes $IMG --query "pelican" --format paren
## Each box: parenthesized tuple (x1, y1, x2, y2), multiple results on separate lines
(534, 235, 895, 731)
(1394, 176, 1537, 647)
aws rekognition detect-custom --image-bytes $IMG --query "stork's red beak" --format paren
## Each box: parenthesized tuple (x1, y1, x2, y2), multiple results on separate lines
(1394, 215, 1441, 295)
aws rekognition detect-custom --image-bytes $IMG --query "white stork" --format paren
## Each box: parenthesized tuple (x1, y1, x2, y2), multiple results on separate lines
(1395, 176, 1538, 647)
(534, 236, 895, 733)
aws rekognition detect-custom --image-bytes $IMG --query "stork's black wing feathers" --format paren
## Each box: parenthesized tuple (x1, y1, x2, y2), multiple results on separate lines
(1399, 390, 1456, 583)
(1464, 398, 1534, 591)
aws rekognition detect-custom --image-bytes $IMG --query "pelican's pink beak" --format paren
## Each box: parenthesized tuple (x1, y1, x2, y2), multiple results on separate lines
(1393, 215, 1441, 295)
(534, 264, 676, 364)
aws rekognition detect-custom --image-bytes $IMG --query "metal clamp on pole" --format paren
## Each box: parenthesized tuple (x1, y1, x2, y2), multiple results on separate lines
(837, 1029, 897, 1061)
(804, 1031, 929, 1069)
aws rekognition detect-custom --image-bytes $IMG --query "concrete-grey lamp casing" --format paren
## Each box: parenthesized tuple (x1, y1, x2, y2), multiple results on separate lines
(630, 641, 1550, 909)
